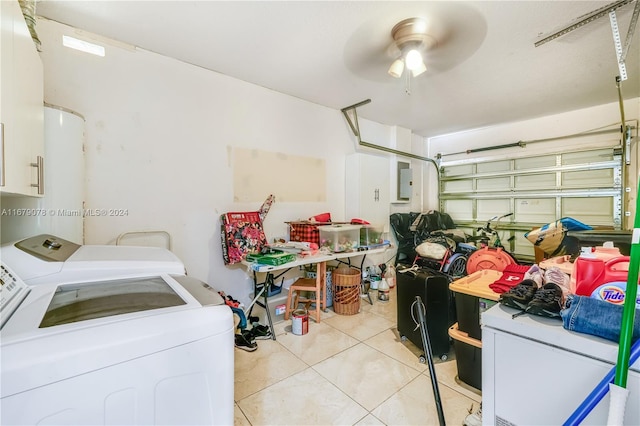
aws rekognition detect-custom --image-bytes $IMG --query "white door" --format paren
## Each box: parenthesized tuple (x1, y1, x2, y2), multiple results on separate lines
(345, 153, 390, 232)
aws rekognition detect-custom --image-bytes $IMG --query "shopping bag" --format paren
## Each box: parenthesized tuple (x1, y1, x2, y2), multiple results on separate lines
(221, 211, 267, 265)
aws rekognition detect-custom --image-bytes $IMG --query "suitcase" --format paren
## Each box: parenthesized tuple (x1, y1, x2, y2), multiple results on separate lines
(396, 265, 454, 361)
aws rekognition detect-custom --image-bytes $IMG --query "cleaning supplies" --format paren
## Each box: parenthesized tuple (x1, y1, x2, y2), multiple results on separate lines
(591, 281, 640, 309)
(378, 276, 390, 302)
(574, 251, 631, 297)
(384, 264, 396, 288)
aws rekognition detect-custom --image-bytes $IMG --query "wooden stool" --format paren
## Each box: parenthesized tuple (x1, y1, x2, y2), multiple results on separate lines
(284, 262, 326, 323)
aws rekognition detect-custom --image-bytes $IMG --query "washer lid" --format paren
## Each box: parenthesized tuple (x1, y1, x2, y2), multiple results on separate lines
(171, 275, 224, 306)
(39, 276, 187, 328)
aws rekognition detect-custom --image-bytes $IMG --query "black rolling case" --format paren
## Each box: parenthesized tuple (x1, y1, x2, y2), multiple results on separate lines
(396, 265, 454, 361)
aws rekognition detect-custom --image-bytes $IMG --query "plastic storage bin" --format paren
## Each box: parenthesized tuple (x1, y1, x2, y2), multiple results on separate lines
(318, 224, 361, 252)
(566, 229, 632, 256)
(449, 323, 482, 390)
(449, 270, 502, 340)
(250, 292, 289, 324)
(360, 225, 384, 246)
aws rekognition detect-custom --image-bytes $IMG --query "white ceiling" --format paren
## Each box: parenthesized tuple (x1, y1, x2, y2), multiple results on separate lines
(36, 1, 640, 138)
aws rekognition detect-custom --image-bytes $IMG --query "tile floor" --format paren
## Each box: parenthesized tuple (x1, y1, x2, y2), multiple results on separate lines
(234, 286, 482, 425)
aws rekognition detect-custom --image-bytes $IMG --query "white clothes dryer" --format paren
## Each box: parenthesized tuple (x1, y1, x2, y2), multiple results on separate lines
(1, 234, 186, 285)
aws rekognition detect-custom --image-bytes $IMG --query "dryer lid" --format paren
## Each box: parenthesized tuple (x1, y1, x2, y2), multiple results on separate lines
(14, 234, 80, 262)
(2, 235, 185, 285)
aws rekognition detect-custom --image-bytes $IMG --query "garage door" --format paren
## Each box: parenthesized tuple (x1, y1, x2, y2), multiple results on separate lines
(439, 146, 623, 260)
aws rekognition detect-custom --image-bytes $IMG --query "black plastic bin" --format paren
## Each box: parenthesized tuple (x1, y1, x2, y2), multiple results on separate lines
(449, 323, 482, 390)
(449, 270, 501, 340)
(566, 230, 632, 256)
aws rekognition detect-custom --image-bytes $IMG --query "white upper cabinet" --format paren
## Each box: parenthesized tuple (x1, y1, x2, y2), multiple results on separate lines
(345, 153, 390, 232)
(389, 126, 413, 203)
(0, 0, 44, 197)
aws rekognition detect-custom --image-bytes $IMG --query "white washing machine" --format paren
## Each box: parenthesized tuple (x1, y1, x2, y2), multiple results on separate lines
(1, 234, 186, 285)
(482, 304, 640, 425)
(0, 238, 234, 425)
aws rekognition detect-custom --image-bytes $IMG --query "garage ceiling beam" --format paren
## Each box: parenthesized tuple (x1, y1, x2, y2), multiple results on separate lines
(534, 0, 636, 47)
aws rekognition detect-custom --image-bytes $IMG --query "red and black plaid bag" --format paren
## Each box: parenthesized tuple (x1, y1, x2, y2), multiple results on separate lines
(287, 221, 325, 246)
(287, 221, 349, 246)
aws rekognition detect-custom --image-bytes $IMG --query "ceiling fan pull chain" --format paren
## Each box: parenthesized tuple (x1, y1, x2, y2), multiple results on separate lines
(405, 71, 412, 96)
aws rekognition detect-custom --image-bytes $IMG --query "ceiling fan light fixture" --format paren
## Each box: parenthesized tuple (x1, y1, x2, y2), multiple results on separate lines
(388, 17, 436, 80)
(388, 58, 404, 78)
(411, 61, 427, 77)
(404, 49, 423, 71)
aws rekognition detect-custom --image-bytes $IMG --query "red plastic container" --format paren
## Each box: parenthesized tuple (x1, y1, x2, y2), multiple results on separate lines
(466, 247, 516, 275)
(574, 256, 631, 296)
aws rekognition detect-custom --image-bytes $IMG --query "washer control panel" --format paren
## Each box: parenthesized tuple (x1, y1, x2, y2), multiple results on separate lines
(1, 262, 30, 329)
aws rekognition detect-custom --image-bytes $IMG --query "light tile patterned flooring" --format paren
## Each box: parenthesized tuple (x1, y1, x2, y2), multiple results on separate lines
(234, 287, 481, 425)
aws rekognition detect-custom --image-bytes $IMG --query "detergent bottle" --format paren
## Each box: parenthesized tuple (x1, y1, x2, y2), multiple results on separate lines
(590, 281, 640, 309)
(384, 265, 396, 288)
(574, 246, 630, 296)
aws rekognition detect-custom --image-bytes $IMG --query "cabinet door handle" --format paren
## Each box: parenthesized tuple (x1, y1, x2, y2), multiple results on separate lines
(30, 155, 44, 195)
(0, 123, 4, 187)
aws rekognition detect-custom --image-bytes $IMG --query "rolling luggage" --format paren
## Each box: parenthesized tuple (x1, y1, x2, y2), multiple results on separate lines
(396, 265, 454, 361)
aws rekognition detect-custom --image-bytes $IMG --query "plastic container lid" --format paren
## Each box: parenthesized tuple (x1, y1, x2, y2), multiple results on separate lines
(449, 270, 503, 301)
(317, 224, 362, 232)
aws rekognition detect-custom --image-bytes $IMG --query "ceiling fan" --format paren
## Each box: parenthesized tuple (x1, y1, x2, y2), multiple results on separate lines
(387, 17, 438, 79)
(342, 3, 485, 86)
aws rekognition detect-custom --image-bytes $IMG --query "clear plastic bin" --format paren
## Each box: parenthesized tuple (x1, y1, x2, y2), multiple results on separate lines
(318, 224, 361, 252)
(360, 224, 384, 246)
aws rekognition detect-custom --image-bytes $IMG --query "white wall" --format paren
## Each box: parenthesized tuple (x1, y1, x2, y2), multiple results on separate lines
(35, 18, 409, 304)
(426, 98, 640, 227)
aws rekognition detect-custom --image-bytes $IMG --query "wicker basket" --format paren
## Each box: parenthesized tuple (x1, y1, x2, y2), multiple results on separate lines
(332, 267, 361, 315)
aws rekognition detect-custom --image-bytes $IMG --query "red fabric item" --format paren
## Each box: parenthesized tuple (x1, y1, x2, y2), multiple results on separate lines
(489, 264, 532, 293)
(350, 218, 370, 225)
(310, 212, 331, 222)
